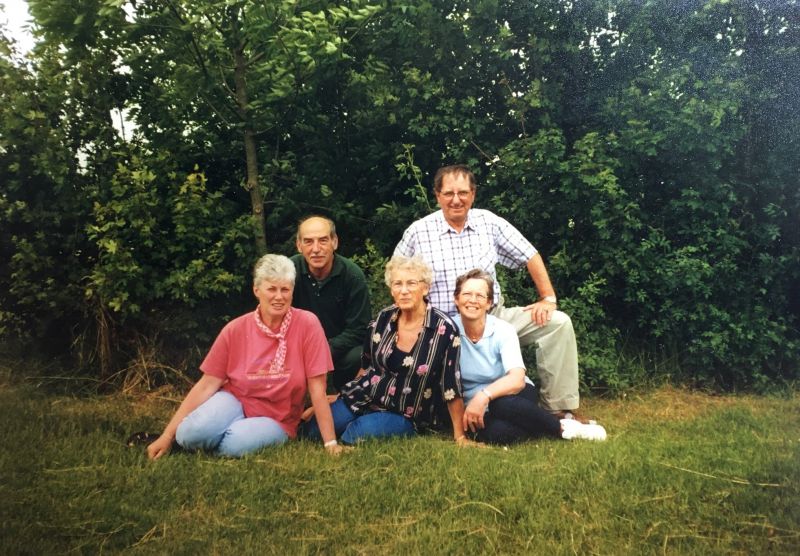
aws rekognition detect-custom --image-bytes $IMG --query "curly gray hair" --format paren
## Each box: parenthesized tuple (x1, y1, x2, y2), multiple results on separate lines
(384, 254, 433, 288)
(253, 254, 296, 287)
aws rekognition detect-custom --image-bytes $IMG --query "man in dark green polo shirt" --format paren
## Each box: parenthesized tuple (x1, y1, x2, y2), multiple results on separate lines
(291, 216, 372, 390)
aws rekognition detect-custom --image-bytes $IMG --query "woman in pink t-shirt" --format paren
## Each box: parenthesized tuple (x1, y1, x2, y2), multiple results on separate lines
(146, 254, 343, 459)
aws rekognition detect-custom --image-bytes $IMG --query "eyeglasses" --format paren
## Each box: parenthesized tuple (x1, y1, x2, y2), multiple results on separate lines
(459, 291, 489, 302)
(438, 190, 472, 200)
(390, 280, 423, 291)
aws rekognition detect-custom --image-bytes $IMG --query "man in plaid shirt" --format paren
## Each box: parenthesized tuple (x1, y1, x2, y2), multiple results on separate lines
(394, 164, 583, 419)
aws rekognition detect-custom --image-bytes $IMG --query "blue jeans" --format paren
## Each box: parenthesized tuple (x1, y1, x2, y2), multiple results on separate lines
(303, 399, 415, 444)
(176, 391, 288, 457)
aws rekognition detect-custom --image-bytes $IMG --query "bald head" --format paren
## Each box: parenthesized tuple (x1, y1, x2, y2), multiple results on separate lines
(296, 216, 338, 280)
(296, 216, 336, 242)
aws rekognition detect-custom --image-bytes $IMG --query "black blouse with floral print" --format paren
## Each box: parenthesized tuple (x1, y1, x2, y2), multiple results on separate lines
(339, 303, 463, 432)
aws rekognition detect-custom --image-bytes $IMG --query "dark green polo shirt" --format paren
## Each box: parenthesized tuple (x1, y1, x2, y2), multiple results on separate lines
(291, 253, 371, 361)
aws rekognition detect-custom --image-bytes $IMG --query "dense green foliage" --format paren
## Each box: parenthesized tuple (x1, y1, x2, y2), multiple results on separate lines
(1, 0, 798, 388)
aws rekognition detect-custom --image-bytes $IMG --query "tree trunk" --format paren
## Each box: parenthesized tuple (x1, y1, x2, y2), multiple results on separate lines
(233, 43, 267, 254)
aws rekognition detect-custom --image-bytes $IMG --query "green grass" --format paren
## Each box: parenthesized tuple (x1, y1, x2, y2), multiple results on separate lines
(2, 370, 798, 555)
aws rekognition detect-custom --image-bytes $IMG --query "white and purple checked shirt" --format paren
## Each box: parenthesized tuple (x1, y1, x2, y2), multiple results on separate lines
(394, 209, 537, 316)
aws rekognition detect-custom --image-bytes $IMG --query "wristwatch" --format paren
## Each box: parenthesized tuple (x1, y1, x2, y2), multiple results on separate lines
(542, 295, 557, 305)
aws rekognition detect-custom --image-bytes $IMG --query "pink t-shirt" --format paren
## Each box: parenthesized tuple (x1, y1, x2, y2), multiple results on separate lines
(200, 308, 333, 438)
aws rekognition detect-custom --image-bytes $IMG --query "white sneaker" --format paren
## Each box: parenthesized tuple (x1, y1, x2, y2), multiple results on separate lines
(560, 418, 607, 441)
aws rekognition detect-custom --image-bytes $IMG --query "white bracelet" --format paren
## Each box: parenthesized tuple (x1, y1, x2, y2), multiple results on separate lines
(324, 439, 338, 447)
(481, 388, 493, 401)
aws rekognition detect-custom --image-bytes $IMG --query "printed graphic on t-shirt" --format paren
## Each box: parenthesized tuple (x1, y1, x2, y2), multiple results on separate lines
(246, 354, 290, 384)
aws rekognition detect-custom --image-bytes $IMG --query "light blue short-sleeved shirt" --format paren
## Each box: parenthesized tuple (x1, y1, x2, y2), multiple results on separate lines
(453, 314, 532, 404)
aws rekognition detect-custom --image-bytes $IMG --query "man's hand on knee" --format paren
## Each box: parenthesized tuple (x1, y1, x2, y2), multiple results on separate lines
(523, 299, 556, 326)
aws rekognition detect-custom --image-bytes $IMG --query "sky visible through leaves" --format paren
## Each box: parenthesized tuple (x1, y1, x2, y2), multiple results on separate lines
(1, 0, 33, 53)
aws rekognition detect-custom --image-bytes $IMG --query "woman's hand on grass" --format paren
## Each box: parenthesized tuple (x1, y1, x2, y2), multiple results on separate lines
(456, 436, 485, 448)
(147, 435, 173, 460)
(325, 443, 352, 456)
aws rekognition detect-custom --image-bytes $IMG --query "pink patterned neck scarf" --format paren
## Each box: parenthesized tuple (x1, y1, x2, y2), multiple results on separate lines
(254, 306, 293, 374)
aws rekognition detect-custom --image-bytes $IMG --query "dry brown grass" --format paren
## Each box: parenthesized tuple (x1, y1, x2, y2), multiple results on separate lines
(582, 384, 792, 427)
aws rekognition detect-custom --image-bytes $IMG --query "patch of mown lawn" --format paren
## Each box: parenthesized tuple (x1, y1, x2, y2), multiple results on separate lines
(2, 377, 798, 554)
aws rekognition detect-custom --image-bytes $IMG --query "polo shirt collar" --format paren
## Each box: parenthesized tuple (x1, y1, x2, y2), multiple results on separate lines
(483, 314, 498, 338)
(454, 314, 497, 341)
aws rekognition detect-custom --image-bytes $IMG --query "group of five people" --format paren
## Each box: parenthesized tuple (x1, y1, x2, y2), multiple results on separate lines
(146, 164, 606, 460)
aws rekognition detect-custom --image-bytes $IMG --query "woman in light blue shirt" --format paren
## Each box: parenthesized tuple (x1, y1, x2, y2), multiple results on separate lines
(453, 269, 606, 444)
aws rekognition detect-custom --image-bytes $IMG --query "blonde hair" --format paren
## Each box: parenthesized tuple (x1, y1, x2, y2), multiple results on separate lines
(384, 255, 433, 287)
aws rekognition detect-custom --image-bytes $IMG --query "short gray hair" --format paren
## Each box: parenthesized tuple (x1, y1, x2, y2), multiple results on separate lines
(384, 255, 433, 287)
(253, 254, 296, 287)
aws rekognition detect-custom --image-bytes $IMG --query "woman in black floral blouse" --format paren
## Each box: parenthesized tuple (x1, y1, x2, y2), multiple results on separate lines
(304, 255, 472, 445)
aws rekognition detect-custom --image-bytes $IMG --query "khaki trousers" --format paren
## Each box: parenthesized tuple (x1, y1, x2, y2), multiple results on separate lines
(491, 297, 580, 411)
